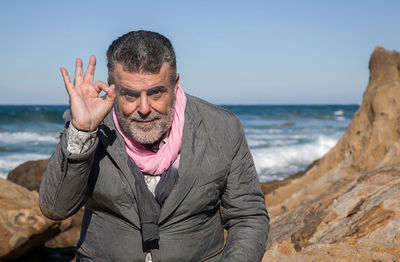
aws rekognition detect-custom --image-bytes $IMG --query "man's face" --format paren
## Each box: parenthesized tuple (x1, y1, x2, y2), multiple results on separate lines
(113, 63, 178, 144)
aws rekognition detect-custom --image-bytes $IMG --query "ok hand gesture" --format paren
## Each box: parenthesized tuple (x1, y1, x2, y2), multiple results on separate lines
(60, 56, 116, 132)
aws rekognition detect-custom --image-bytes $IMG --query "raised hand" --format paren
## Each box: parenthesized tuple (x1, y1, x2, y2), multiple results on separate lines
(60, 56, 116, 132)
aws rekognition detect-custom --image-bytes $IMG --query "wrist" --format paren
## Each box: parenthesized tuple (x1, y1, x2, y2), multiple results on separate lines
(70, 121, 97, 133)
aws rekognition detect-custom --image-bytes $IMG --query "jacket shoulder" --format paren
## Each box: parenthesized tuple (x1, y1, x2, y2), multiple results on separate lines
(186, 95, 245, 156)
(186, 95, 241, 128)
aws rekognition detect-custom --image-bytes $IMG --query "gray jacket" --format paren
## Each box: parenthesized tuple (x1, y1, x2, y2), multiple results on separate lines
(39, 95, 269, 262)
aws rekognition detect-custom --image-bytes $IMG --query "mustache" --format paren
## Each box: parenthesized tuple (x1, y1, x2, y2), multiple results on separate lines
(128, 113, 162, 122)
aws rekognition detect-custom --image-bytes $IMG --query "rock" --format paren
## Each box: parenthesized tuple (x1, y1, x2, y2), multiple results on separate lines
(263, 47, 400, 261)
(45, 208, 84, 249)
(0, 178, 72, 261)
(263, 164, 400, 261)
(7, 159, 83, 250)
(11, 246, 76, 262)
(7, 159, 48, 192)
(260, 159, 319, 195)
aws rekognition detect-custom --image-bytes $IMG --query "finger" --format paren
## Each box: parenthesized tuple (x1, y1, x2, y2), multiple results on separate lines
(93, 80, 108, 94)
(84, 55, 96, 84)
(74, 58, 83, 86)
(60, 67, 74, 94)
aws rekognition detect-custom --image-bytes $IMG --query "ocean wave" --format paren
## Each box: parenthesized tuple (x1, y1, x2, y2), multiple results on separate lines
(245, 128, 284, 134)
(334, 116, 345, 121)
(0, 131, 59, 144)
(334, 110, 344, 116)
(251, 135, 338, 181)
(0, 153, 50, 179)
(246, 133, 313, 148)
(248, 139, 299, 148)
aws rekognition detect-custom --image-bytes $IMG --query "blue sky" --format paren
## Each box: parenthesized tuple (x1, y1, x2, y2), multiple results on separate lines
(1, 0, 399, 105)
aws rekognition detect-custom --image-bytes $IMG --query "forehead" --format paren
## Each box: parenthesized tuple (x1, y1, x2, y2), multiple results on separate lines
(113, 63, 172, 92)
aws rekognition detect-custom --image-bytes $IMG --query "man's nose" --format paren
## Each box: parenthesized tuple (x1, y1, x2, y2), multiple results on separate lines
(138, 93, 151, 116)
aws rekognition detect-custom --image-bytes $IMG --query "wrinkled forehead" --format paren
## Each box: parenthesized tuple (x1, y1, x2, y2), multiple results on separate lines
(112, 63, 174, 91)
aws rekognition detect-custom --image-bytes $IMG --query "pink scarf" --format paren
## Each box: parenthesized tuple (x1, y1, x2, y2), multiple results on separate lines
(113, 85, 187, 175)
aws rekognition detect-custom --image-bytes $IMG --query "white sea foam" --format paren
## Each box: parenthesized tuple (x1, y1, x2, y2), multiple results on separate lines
(251, 135, 338, 181)
(334, 116, 345, 121)
(246, 133, 309, 148)
(0, 131, 59, 144)
(244, 128, 283, 134)
(247, 137, 298, 148)
(0, 153, 50, 179)
(334, 110, 344, 116)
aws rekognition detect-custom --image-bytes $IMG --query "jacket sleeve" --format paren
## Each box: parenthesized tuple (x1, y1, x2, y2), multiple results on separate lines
(39, 125, 99, 221)
(220, 117, 269, 262)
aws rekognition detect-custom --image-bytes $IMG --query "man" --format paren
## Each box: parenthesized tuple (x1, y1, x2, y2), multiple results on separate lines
(39, 30, 269, 262)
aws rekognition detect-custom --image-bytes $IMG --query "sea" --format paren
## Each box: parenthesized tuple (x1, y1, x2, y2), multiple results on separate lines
(0, 104, 358, 182)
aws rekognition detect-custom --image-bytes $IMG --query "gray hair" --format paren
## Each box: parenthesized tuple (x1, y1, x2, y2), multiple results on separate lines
(107, 30, 177, 85)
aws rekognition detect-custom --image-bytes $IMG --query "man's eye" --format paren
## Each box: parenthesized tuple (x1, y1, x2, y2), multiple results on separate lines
(151, 91, 161, 96)
(129, 93, 140, 98)
(148, 90, 163, 98)
(124, 95, 137, 101)
(121, 92, 139, 101)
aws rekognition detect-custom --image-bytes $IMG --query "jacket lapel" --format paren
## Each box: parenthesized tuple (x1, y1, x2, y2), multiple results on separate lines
(159, 97, 208, 224)
(98, 110, 139, 205)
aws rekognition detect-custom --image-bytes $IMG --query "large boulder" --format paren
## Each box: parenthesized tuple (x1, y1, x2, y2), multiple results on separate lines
(0, 178, 72, 261)
(263, 47, 400, 261)
(45, 208, 84, 249)
(7, 159, 83, 249)
(7, 159, 48, 191)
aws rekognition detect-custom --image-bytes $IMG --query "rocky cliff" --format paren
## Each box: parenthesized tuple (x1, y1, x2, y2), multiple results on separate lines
(262, 47, 400, 261)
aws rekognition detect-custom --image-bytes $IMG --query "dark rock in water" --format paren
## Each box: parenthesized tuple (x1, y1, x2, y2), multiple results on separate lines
(7, 159, 48, 192)
(280, 122, 295, 127)
(262, 47, 400, 261)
